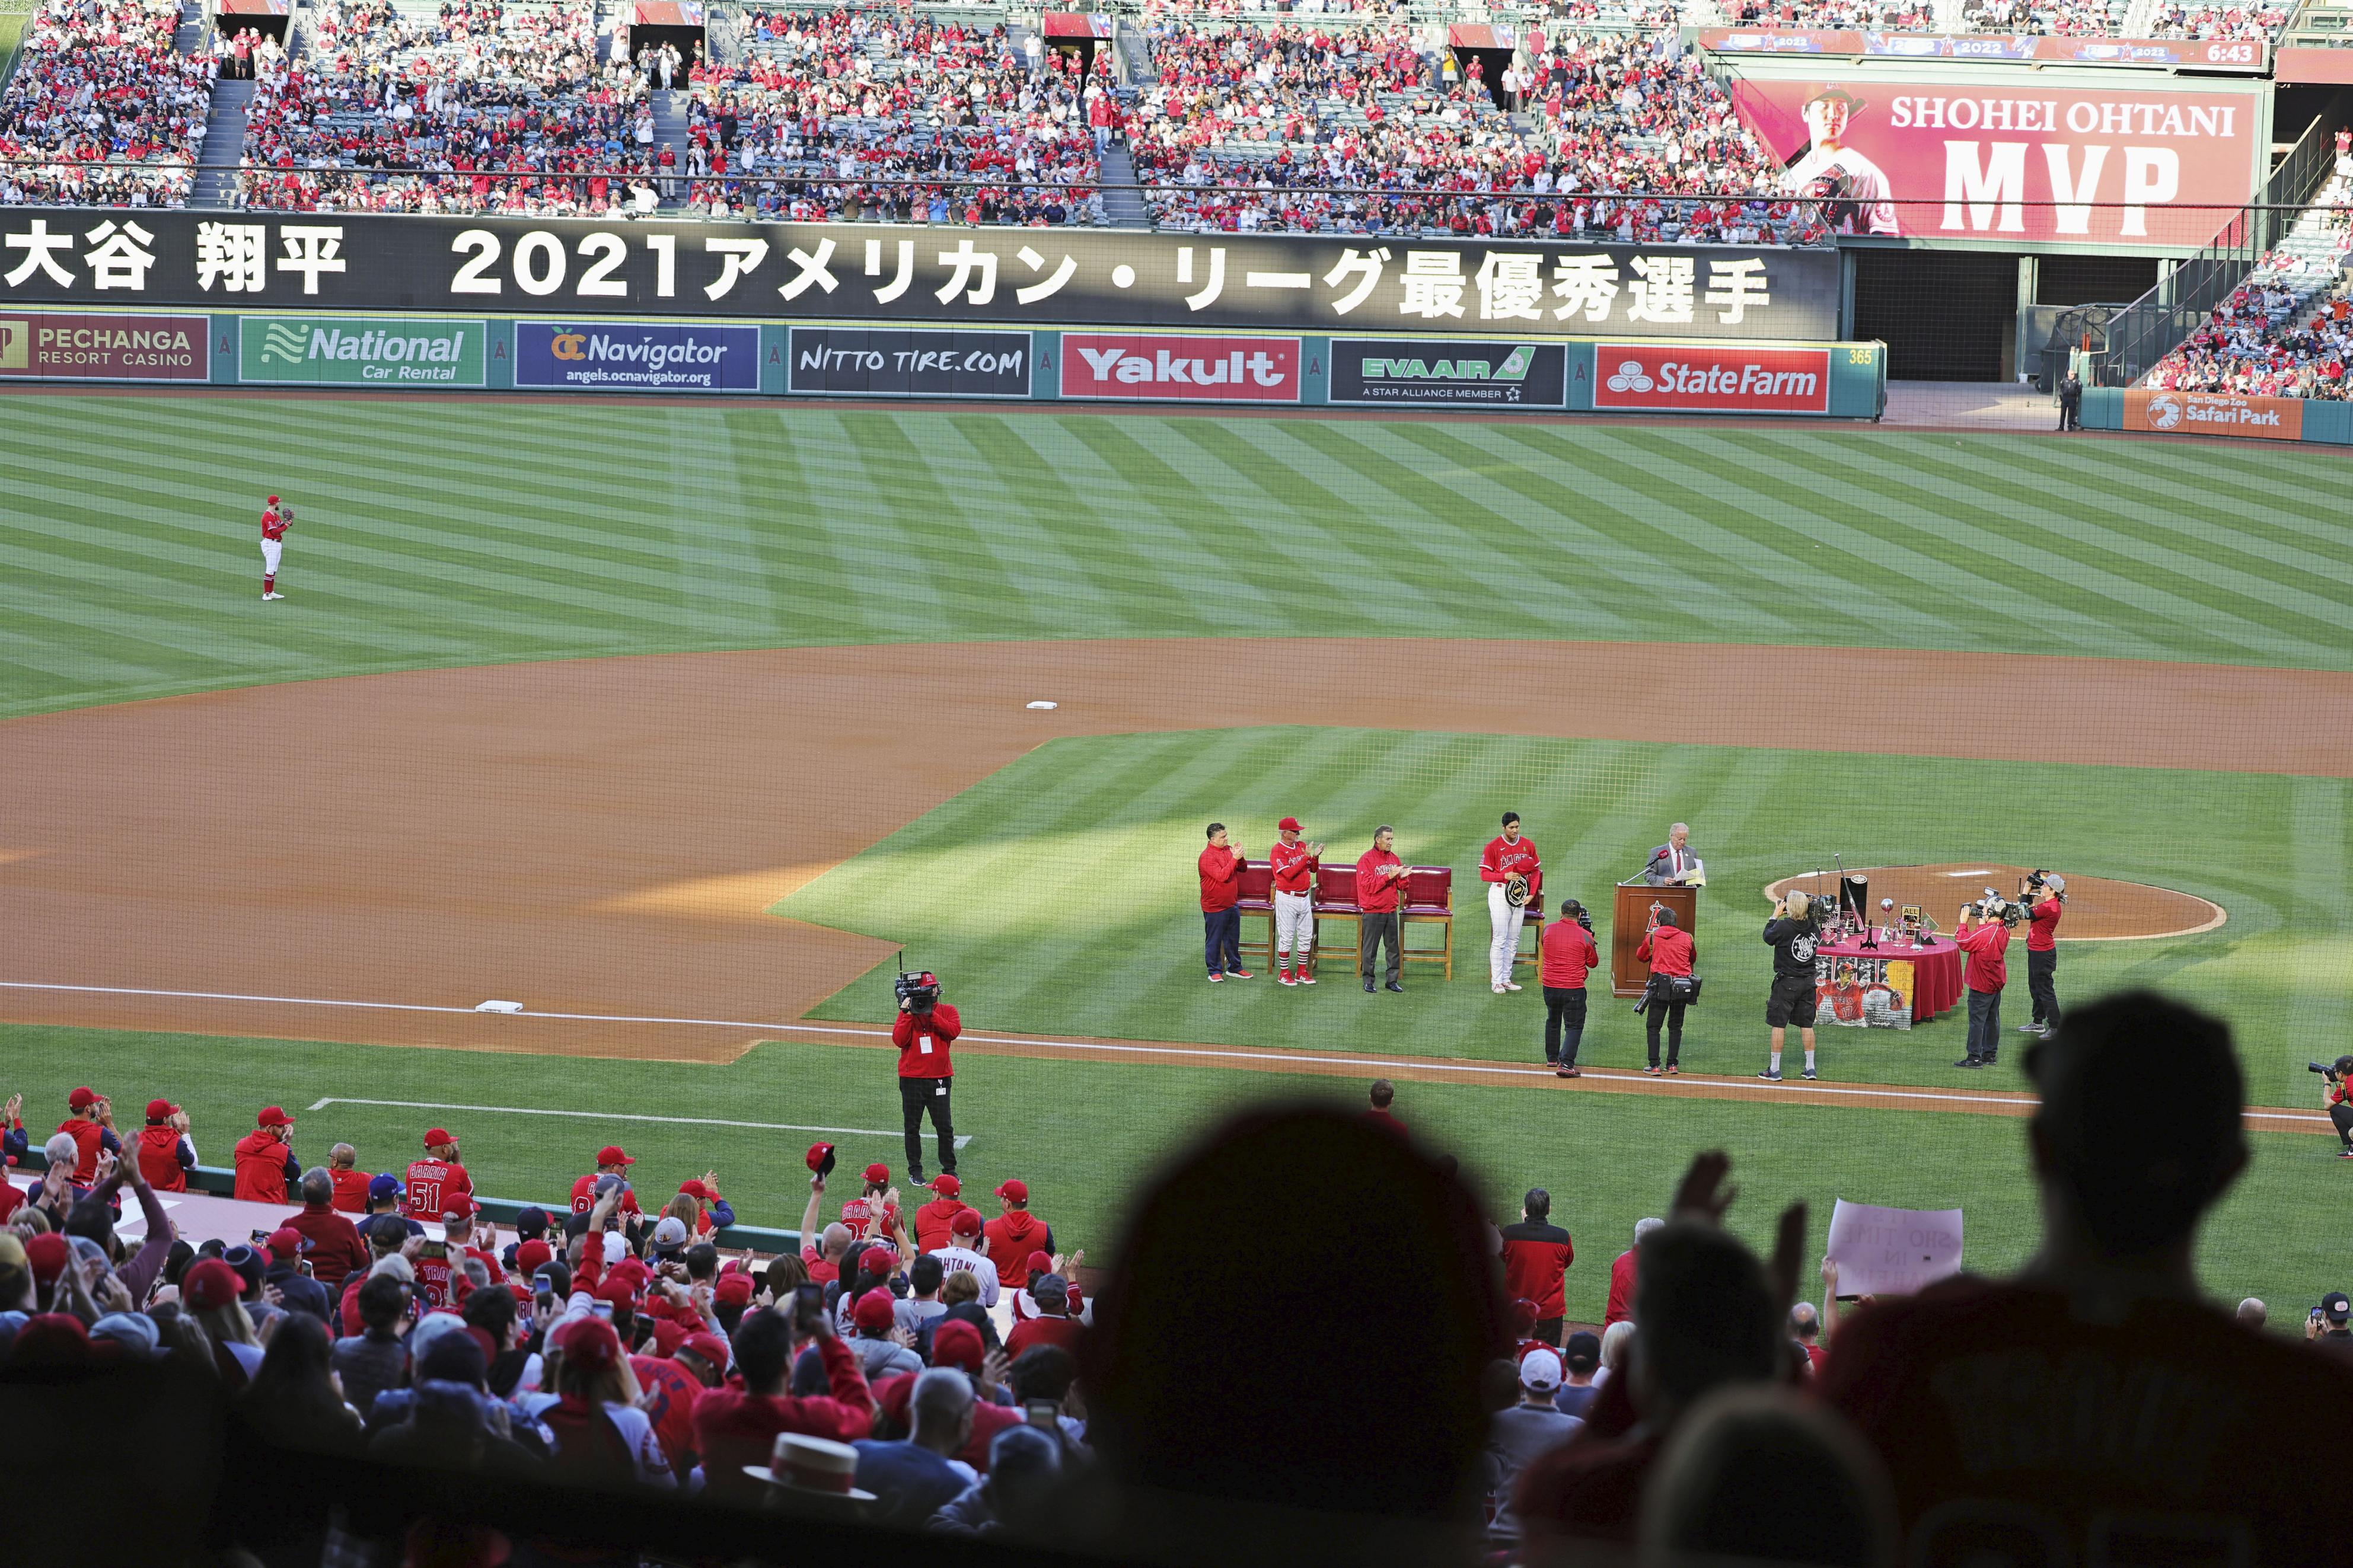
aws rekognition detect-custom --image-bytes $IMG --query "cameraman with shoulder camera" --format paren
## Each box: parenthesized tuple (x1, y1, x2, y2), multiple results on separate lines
(2020, 872, 2066, 1040)
(893, 971, 961, 1186)
(1953, 898, 2016, 1069)
(1761, 890, 1823, 1082)
(1538, 899, 1600, 1078)
(2317, 1056, 2353, 1160)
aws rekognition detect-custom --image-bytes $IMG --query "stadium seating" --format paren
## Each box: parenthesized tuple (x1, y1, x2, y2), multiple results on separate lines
(2143, 0, 2291, 39)
(0, 0, 216, 207)
(2141, 162, 2353, 398)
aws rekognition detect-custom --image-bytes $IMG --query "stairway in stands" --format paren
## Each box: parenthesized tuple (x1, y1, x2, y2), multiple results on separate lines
(1099, 141, 1149, 229)
(651, 87, 690, 206)
(192, 79, 253, 207)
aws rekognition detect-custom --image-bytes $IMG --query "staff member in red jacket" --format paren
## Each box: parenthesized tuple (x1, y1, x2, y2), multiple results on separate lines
(1540, 900, 1600, 1077)
(1268, 816, 1322, 986)
(893, 971, 961, 1186)
(1197, 823, 1251, 983)
(2020, 872, 2067, 1040)
(1500, 1189, 1574, 1346)
(1357, 826, 1407, 994)
(1953, 899, 2014, 1069)
(1634, 908, 1695, 1076)
(232, 1106, 299, 1203)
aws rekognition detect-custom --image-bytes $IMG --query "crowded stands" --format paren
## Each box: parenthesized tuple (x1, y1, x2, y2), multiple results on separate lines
(0, 0, 215, 208)
(234, 0, 655, 216)
(683, 9, 1103, 222)
(2144, 0, 2291, 39)
(1956, 0, 2127, 31)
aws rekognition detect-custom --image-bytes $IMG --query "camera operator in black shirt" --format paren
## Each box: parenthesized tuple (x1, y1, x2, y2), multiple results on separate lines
(2317, 1055, 2353, 1160)
(1760, 890, 1824, 1082)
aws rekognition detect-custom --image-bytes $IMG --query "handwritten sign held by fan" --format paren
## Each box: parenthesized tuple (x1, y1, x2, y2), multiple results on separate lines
(1825, 1199, 1963, 1297)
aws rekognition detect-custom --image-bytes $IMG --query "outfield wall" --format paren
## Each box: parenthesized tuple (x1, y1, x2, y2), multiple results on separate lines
(0, 310, 1890, 417)
(2080, 385, 2353, 446)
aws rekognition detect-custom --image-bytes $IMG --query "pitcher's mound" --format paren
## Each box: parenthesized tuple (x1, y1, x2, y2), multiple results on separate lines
(1761, 864, 2224, 941)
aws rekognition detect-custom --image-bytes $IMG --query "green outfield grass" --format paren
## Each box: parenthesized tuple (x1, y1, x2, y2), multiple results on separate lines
(6, 398, 2353, 718)
(0, 1022, 2341, 1320)
(776, 727, 2347, 1106)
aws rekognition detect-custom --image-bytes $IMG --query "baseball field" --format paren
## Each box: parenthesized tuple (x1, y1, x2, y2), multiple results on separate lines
(4, 391, 2350, 1320)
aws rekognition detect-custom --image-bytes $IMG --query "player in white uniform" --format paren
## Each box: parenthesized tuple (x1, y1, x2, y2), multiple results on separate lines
(1783, 88, 1900, 237)
(259, 494, 292, 600)
(1267, 816, 1323, 986)
(1481, 812, 1542, 994)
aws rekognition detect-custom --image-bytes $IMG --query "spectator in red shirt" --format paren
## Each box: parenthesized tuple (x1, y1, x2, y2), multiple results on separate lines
(983, 1180, 1054, 1274)
(325, 1143, 371, 1213)
(1539, 900, 1600, 1076)
(1356, 825, 1407, 993)
(2022, 873, 2066, 1039)
(1634, 909, 1697, 1075)
(914, 1174, 974, 1253)
(134, 1098, 194, 1192)
(691, 1303, 873, 1504)
(285, 1167, 371, 1291)
(232, 1106, 299, 1204)
(1197, 822, 1250, 982)
(55, 1087, 119, 1186)
(798, 1172, 853, 1285)
(1822, 991, 2353, 1564)
(1004, 1274, 1082, 1359)
(1952, 900, 2013, 1069)
(1606, 1218, 1663, 1327)
(1499, 1189, 1574, 1346)
(1363, 1078, 1407, 1137)
(1790, 1300, 1825, 1376)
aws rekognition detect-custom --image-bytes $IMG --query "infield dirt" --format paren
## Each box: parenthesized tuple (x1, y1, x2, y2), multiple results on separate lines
(3, 638, 2343, 1117)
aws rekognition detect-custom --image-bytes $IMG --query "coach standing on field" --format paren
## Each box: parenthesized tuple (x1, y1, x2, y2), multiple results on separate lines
(894, 972, 961, 1186)
(1198, 824, 1250, 982)
(1269, 817, 1321, 986)
(1358, 826, 1407, 994)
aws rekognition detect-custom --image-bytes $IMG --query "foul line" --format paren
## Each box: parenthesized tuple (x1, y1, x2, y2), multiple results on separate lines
(304, 1096, 971, 1148)
(1, 980, 2328, 1127)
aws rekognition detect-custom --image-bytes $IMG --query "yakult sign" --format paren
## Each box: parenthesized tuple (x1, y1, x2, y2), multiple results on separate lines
(1060, 333, 1300, 403)
(1724, 75, 2262, 248)
(1592, 345, 1831, 413)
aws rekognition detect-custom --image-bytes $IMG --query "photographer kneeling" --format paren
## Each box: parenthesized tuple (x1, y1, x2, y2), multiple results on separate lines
(893, 971, 962, 1186)
(2317, 1056, 2353, 1160)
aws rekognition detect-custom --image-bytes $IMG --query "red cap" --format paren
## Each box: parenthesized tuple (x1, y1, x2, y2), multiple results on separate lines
(266, 1227, 305, 1260)
(859, 1246, 896, 1278)
(950, 1209, 983, 1237)
(852, 1290, 897, 1333)
(66, 1087, 98, 1112)
(681, 1331, 731, 1369)
(863, 1163, 890, 1185)
(596, 1145, 635, 1167)
(678, 1179, 717, 1202)
(595, 1277, 636, 1308)
(515, 1239, 553, 1276)
(1279, 816, 1302, 832)
(442, 1197, 480, 1221)
(23, 1232, 69, 1283)
(256, 1106, 294, 1128)
(607, 1257, 651, 1291)
(714, 1273, 754, 1307)
(145, 1099, 177, 1122)
(1025, 1250, 1053, 1279)
(927, 1174, 961, 1196)
(1510, 1298, 1538, 1337)
(805, 1142, 836, 1176)
(267, 496, 280, 504)
(996, 1179, 1028, 1203)
(183, 1256, 240, 1310)
(649, 1317, 688, 1356)
(424, 1128, 454, 1148)
(555, 1316, 622, 1374)
(931, 1318, 985, 1372)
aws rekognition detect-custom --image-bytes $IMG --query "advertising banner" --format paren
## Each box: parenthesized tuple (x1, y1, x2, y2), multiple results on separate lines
(1697, 28, 2266, 72)
(787, 327, 1033, 397)
(0, 312, 208, 381)
(1591, 344, 1831, 414)
(2122, 388, 2305, 441)
(1723, 75, 2262, 247)
(1328, 338, 1567, 407)
(238, 314, 484, 385)
(0, 212, 1841, 340)
(1815, 951, 1917, 1029)
(514, 320, 758, 391)
(1061, 333, 1300, 403)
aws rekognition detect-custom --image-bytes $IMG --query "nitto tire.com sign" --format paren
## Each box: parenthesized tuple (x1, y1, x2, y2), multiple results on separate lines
(515, 320, 759, 392)
(240, 315, 486, 385)
(1329, 339, 1567, 407)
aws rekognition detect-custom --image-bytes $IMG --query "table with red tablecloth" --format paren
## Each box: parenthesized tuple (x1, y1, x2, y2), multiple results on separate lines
(1813, 934, 1962, 1029)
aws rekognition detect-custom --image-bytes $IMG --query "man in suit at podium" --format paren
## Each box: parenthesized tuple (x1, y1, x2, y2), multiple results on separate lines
(1640, 823, 1702, 886)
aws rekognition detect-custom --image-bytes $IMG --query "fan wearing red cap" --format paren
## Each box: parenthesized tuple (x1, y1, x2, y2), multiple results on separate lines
(259, 493, 291, 600)
(569, 1145, 642, 1220)
(913, 1173, 974, 1254)
(232, 1106, 300, 1204)
(1268, 815, 1325, 985)
(691, 1294, 876, 1503)
(629, 1327, 707, 1475)
(983, 1180, 1055, 1285)
(135, 1098, 195, 1193)
(841, 1164, 901, 1243)
(929, 1208, 1001, 1307)
(55, 1086, 120, 1189)
(891, 975, 962, 1186)
(676, 1172, 736, 1237)
(404, 1129, 473, 1223)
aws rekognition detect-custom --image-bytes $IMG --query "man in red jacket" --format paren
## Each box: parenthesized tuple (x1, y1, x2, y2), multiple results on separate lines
(1603, 1218, 1663, 1327)
(984, 1178, 1054, 1270)
(1953, 899, 2014, 1069)
(1634, 909, 1696, 1076)
(1540, 900, 1600, 1077)
(1198, 822, 1251, 982)
(135, 1099, 195, 1192)
(914, 1173, 974, 1253)
(285, 1166, 371, 1291)
(691, 1303, 873, 1503)
(1357, 825, 1407, 994)
(892, 972, 961, 1185)
(56, 1087, 119, 1186)
(1500, 1189, 1574, 1346)
(232, 1106, 301, 1203)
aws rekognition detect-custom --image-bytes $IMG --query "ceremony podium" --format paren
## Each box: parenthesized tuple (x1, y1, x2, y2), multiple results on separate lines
(1611, 883, 1697, 998)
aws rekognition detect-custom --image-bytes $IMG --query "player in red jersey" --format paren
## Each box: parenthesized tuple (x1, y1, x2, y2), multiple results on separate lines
(1481, 812, 1543, 994)
(259, 495, 292, 601)
(404, 1127, 472, 1221)
(572, 1145, 645, 1218)
(1268, 816, 1322, 986)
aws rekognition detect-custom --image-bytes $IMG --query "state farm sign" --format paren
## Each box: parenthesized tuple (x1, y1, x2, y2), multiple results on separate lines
(1591, 346, 1831, 413)
(1060, 333, 1300, 403)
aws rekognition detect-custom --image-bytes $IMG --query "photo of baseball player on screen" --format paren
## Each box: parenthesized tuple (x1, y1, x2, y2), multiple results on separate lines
(1781, 87, 1901, 237)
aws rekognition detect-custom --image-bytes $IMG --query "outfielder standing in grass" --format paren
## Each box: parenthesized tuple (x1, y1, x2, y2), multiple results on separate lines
(259, 494, 292, 601)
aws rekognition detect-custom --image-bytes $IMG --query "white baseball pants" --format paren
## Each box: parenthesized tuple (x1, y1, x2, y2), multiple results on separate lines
(1489, 883, 1526, 986)
(260, 538, 283, 574)
(1274, 891, 1314, 965)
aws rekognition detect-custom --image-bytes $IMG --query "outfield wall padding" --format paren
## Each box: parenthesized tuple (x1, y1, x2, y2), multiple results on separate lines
(2080, 385, 2353, 446)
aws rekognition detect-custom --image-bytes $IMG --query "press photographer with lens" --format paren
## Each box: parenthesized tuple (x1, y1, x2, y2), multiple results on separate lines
(1538, 898, 1600, 1078)
(2019, 871, 2067, 1040)
(892, 968, 961, 1186)
(1760, 889, 1822, 1082)
(1953, 892, 2022, 1069)
(1634, 904, 1698, 1077)
(2311, 1056, 2353, 1159)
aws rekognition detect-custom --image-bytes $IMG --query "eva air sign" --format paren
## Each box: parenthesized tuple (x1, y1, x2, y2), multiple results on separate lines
(1328, 338, 1566, 408)
(240, 316, 487, 386)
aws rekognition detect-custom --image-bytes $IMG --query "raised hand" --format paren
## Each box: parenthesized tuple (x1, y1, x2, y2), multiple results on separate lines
(1669, 1150, 1737, 1225)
